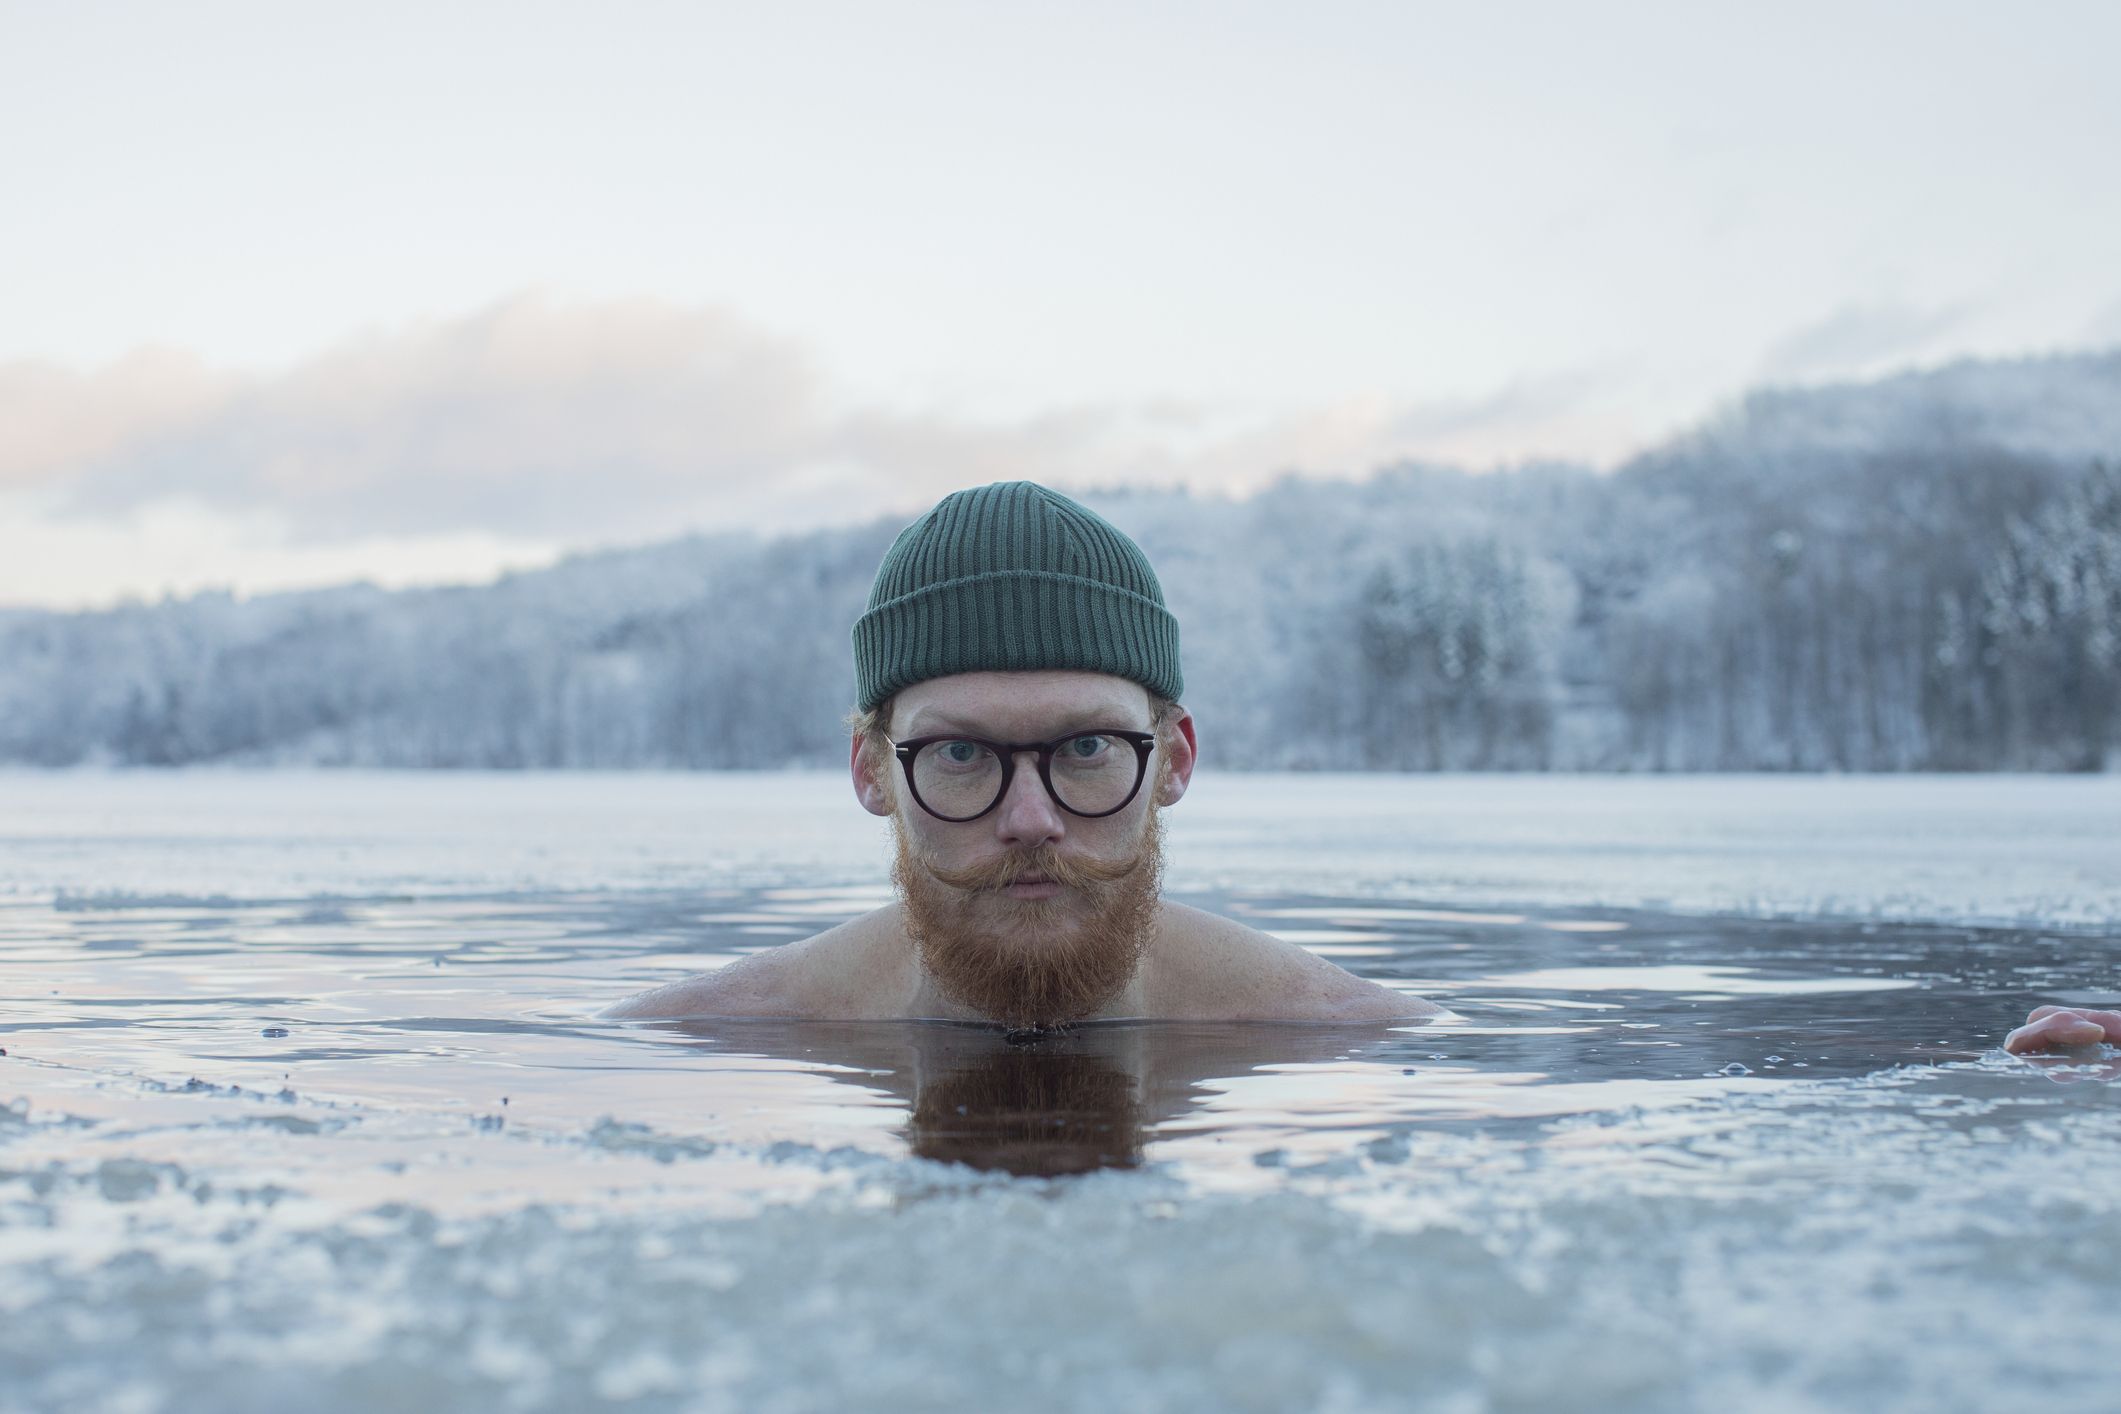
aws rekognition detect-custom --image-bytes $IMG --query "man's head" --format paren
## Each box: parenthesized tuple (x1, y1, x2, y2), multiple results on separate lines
(846, 483, 1197, 1029)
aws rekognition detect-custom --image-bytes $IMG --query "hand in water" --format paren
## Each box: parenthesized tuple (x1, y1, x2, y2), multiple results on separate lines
(2005, 1006, 2121, 1054)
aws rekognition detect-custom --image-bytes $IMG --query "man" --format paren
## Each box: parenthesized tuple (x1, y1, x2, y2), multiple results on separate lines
(609, 479, 2112, 1054)
(609, 479, 1433, 1029)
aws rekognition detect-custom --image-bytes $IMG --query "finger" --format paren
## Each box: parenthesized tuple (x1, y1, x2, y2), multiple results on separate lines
(2021, 1006, 2121, 1037)
(2043, 1014, 2107, 1045)
(2006, 1013, 2107, 1053)
(2076, 1008, 2121, 1040)
(2007, 1013, 2102, 1053)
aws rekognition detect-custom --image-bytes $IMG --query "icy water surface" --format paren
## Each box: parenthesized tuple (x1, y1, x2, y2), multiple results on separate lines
(2, 770, 2119, 1413)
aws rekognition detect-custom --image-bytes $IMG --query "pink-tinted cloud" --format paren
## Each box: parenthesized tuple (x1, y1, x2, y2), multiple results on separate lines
(11, 293, 1625, 545)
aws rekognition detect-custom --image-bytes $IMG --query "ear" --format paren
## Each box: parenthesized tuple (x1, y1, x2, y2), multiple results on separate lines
(1154, 709, 1197, 807)
(851, 733, 894, 817)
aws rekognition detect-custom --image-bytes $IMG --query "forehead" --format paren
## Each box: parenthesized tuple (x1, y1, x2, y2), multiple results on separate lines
(893, 671, 1151, 738)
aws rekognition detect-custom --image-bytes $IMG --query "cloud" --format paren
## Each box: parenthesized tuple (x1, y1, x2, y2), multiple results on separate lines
(8, 293, 1632, 557)
(22, 296, 844, 541)
(1756, 300, 1973, 383)
(0, 348, 236, 488)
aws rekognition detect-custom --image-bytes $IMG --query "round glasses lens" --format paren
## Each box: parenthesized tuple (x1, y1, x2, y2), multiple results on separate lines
(1047, 733, 1143, 815)
(910, 739, 1005, 818)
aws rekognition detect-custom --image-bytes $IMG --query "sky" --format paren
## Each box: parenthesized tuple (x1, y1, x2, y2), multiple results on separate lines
(4, 0, 2120, 609)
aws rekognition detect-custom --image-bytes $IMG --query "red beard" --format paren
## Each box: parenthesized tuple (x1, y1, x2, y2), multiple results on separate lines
(890, 810, 1165, 1031)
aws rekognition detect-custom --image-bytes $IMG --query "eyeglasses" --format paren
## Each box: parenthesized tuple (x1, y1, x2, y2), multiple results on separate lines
(890, 729, 1158, 823)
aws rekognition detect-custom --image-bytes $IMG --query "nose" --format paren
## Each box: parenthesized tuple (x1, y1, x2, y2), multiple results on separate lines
(993, 749, 1066, 850)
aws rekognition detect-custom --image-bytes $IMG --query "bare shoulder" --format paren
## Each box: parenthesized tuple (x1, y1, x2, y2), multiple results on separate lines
(1145, 901, 1442, 1023)
(602, 906, 912, 1020)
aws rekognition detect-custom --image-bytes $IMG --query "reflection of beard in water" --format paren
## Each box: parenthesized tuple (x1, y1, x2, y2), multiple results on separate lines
(891, 809, 1165, 1030)
(911, 1047, 1146, 1176)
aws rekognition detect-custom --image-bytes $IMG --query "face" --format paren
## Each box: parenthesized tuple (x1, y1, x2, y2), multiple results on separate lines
(851, 671, 1197, 1029)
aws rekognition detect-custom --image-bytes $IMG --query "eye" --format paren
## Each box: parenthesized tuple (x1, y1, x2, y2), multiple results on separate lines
(1062, 734, 1111, 759)
(924, 738, 1004, 773)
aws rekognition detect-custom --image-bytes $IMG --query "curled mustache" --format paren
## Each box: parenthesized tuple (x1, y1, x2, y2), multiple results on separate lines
(918, 841, 1150, 895)
(892, 811, 1167, 1030)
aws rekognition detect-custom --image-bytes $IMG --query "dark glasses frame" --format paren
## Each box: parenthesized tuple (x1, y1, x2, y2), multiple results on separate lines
(890, 729, 1158, 823)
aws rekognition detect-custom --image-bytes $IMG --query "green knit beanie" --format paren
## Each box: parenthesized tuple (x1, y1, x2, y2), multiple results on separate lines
(852, 481, 1183, 712)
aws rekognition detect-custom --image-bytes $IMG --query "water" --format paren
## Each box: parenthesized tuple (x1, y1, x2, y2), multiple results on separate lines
(3, 770, 2119, 1412)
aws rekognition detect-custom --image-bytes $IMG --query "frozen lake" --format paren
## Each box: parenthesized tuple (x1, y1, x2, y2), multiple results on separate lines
(3, 770, 2119, 1412)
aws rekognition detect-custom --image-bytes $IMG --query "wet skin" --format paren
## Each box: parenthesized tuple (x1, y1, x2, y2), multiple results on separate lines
(607, 670, 1438, 1026)
(2005, 1006, 2121, 1054)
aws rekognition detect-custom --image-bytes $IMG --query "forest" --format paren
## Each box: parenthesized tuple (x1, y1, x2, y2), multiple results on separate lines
(3, 351, 2117, 772)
